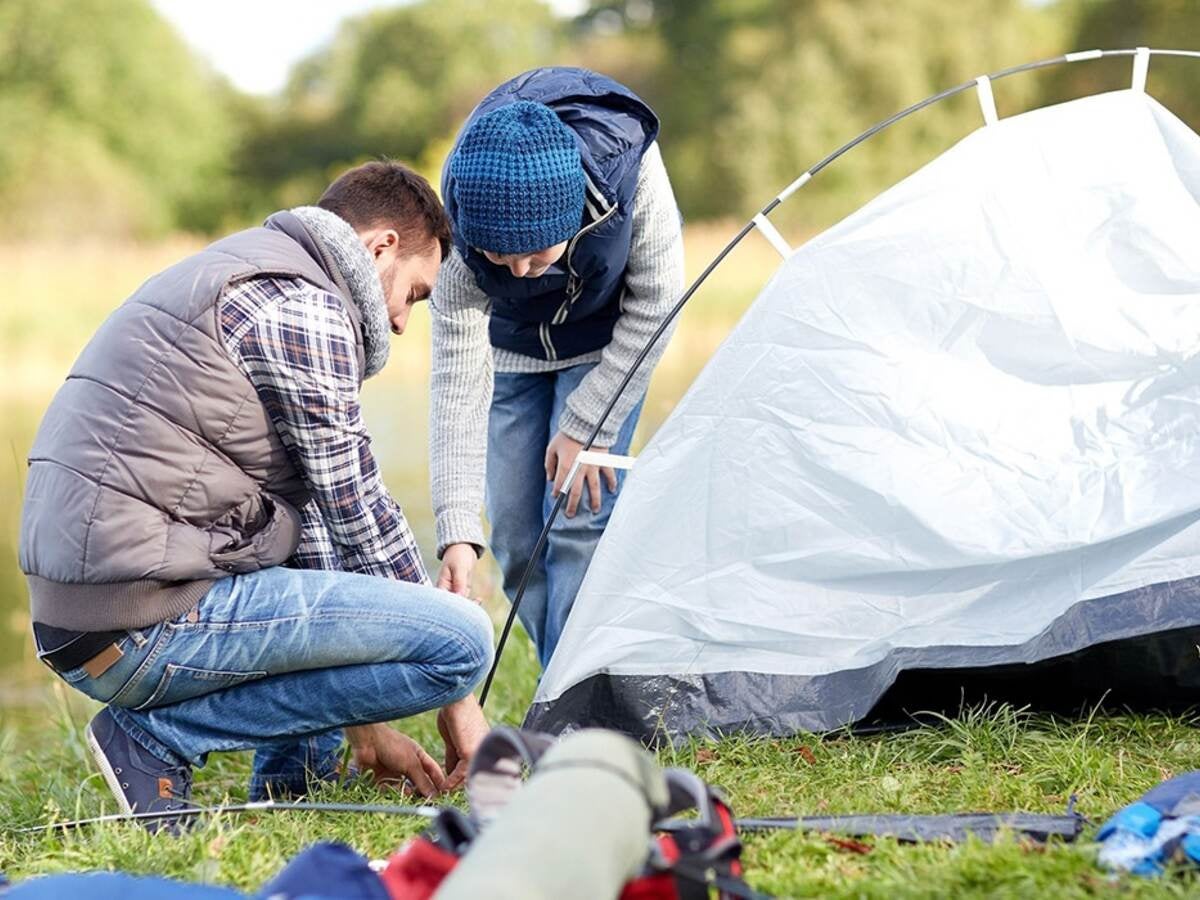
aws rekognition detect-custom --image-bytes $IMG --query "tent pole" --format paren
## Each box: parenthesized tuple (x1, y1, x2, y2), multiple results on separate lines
(479, 219, 756, 708)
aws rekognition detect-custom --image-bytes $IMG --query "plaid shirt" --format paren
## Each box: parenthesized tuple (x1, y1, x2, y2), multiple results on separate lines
(219, 275, 428, 584)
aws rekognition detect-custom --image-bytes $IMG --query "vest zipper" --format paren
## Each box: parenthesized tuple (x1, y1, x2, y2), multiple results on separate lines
(539, 321, 557, 361)
(563, 201, 619, 308)
(544, 185, 619, 360)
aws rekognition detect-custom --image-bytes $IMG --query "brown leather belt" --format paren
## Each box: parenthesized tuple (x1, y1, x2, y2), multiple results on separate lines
(34, 624, 126, 677)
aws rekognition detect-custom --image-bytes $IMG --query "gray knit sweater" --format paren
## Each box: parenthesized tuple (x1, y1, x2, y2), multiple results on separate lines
(429, 142, 685, 556)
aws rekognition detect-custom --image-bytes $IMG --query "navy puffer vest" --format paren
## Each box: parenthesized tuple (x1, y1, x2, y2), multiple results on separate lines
(442, 68, 659, 361)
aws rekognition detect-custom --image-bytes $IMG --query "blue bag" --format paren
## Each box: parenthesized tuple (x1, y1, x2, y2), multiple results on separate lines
(1098, 771, 1200, 875)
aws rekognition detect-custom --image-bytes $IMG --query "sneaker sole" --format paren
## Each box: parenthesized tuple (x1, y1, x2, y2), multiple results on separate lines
(86, 721, 134, 816)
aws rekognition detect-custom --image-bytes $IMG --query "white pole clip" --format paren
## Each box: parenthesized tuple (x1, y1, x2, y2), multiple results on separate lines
(753, 213, 793, 259)
(776, 171, 812, 204)
(975, 76, 999, 126)
(1132, 46, 1150, 92)
(561, 451, 637, 496)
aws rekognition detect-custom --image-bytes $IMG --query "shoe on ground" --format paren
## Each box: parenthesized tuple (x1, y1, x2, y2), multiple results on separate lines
(85, 707, 195, 834)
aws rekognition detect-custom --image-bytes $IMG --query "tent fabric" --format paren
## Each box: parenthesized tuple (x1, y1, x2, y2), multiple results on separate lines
(526, 89, 1200, 740)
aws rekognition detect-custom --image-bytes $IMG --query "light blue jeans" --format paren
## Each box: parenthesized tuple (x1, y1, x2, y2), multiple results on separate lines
(54, 566, 493, 799)
(487, 362, 643, 668)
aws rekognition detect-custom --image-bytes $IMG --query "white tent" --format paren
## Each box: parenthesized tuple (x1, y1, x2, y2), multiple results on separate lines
(527, 86, 1200, 739)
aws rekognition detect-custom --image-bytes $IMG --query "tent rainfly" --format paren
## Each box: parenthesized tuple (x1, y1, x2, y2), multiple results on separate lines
(523, 50, 1200, 741)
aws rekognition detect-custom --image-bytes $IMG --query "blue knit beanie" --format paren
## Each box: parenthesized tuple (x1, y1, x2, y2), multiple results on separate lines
(449, 101, 586, 255)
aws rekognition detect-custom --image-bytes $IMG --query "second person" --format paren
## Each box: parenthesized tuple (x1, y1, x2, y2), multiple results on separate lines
(430, 66, 685, 667)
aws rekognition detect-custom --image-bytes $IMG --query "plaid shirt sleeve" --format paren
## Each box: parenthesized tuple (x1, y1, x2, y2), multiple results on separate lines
(291, 499, 345, 571)
(219, 276, 429, 584)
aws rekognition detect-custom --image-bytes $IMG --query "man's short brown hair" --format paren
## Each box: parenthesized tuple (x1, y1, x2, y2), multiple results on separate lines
(318, 160, 452, 260)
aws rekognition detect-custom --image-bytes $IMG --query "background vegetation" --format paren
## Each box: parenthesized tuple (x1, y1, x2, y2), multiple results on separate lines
(4, 0, 1199, 239)
(5, 1, 1200, 895)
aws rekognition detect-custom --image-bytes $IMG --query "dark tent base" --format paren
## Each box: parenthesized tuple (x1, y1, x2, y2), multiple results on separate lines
(524, 581, 1200, 743)
(863, 624, 1200, 728)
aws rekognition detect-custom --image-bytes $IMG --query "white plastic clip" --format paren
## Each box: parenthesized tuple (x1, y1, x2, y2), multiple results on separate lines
(561, 451, 637, 496)
(776, 171, 812, 204)
(975, 76, 999, 126)
(1132, 46, 1150, 92)
(752, 213, 792, 258)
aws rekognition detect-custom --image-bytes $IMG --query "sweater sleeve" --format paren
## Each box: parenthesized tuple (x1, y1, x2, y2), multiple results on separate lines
(429, 249, 494, 558)
(556, 142, 686, 446)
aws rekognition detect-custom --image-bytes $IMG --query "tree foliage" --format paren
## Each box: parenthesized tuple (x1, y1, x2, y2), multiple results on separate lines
(0, 0, 234, 236)
(2, 0, 1199, 239)
(235, 0, 566, 212)
(1045, 0, 1200, 129)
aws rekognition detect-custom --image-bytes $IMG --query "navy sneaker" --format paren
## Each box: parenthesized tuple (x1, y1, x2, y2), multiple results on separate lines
(85, 707, 194, 834)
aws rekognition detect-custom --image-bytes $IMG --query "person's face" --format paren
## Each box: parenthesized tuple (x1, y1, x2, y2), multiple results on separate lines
(360, 228, 441, 336)
(482, 241, 569, 278)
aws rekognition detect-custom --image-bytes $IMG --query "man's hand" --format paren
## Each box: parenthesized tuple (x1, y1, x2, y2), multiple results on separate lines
(345, 723, 446, 798)
(437, 694, 491, 792)
(437, 543, 478, 598)
(545, 431, 617, 518)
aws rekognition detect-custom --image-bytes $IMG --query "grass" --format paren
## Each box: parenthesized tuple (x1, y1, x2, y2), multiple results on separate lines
(3, 232, 1200, 895)
(3, 670, 1200, 897)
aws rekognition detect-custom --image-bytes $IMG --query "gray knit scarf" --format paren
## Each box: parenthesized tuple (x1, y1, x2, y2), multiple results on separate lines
(290, 205, 391, 379)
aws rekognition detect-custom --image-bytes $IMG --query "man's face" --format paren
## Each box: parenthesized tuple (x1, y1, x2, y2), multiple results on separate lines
(361, 228, 441, 336)
(482, 241, 568, 279)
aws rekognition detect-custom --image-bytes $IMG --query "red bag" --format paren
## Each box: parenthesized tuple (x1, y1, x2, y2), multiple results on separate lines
(379, 768, 751, 900)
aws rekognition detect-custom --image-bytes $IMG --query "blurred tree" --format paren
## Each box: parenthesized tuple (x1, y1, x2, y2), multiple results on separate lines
(236, 0, 566, 210)
(581, 0, 1066, 229)
(12, 0, 1197, 241)
(1045, 0, 1200, 130)
(0, 0, 235, 236)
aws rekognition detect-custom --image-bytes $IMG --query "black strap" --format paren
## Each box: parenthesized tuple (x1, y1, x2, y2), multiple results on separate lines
(670, 859, 774, 900)
(33, 623, 125, 673)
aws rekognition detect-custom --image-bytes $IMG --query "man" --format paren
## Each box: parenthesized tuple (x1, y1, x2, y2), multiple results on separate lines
(19, 161, 492, 831)
(431, 68, 685, 667)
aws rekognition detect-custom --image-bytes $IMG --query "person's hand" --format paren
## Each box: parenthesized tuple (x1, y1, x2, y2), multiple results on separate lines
(346, 723, 446, 798)
(437, 543, 478, 598)
(544, 431, 617, 517)
(437, 694, 491, 792)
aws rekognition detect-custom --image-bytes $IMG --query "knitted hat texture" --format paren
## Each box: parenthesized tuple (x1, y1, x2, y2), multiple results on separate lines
(449, 101, 586, 255)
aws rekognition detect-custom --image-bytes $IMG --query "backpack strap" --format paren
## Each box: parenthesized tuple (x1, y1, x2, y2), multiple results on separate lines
(464, 726, 557, 825)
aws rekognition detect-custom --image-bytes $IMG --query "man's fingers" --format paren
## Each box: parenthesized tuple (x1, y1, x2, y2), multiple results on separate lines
(420, 747, 447, 793)
(544, 445, 556, 482)
(436, 566, 453, 591)
(603, 465, 618, 493)
(451, 565, 470, 597)
(553, 456, 569, 498)
(406, 749, 442, 798)
(444, 761, 469, 792)
(566, 468, 584, 517)
(587, 466, 601, 514)
(407, 768, 437, 798)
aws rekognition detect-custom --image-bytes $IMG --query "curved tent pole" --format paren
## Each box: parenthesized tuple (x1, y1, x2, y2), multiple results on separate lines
(477, 46, 1193, 709)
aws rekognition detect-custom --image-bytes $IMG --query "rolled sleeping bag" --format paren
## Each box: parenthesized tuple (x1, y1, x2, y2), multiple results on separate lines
(434, 729, 668, 900)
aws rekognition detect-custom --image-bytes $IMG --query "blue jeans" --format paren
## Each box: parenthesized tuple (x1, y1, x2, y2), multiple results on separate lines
(51, 566, 493, 799)
(487, 362, 643, 668)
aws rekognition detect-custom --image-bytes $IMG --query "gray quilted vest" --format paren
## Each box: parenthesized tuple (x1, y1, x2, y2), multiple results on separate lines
(20, 211, 365, 630)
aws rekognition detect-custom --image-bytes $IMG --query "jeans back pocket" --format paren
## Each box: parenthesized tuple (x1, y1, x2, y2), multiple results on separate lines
(135, 664, 268, 711)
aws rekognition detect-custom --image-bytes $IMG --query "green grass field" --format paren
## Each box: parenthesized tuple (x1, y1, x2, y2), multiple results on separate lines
(2, 234, 1199, 897)
(4, 689, 1200, 897)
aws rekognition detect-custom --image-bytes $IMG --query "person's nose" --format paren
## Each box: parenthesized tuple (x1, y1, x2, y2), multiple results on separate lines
(508, 257, 531, 277)
(391, 310, 408, 335)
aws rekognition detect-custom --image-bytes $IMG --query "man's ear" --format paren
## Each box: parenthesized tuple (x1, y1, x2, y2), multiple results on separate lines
(368, 228, 400, 259)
